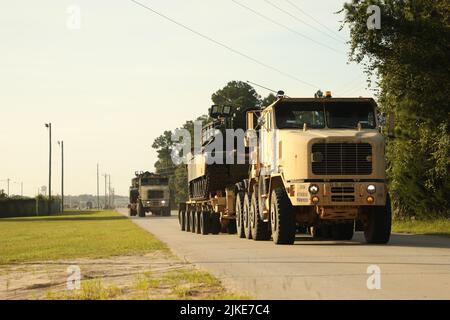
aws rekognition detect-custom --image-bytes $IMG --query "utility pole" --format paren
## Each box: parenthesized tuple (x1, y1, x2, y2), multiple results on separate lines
(21, 182, 23, 197)
(102, 173, 107, 209)
(7, 178, 10, 196)
(45, 123, 52, 201)
(108, 174, 111, 208)
(58, 141, 64, 212)
(97, 164, 100, 210)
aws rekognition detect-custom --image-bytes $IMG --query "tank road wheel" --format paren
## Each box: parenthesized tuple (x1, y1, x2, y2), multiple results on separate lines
(364, 194, 392, 244)
(200, 210, 210, 235)
(331, 222, 354, 240)
(137, 201, 145, 218)
(191, 209, 197, 233)
(270, 188, 295, 245)
(235, 191, 245, 238)
(243, 193, 252, 239)
(186, 208, 191, 232)
(210, 212, 221, 235)
(250, 192, 270, 241)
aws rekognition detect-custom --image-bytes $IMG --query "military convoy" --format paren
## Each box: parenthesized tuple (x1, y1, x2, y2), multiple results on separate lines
(178, 91, 392, 244)
(128, 171, 171, 217)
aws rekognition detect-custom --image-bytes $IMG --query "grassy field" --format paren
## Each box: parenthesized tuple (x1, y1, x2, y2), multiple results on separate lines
(0, 210, 247, 300)
(392, 218, 450, 237)
(0, 210, 166, 264)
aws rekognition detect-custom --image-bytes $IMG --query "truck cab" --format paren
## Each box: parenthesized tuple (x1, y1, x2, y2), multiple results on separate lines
(241, 92, 391, 244)
(129, 171, 171, 217)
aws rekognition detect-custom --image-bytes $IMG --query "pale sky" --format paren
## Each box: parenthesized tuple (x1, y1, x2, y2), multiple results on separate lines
(0, 0, 374, 197)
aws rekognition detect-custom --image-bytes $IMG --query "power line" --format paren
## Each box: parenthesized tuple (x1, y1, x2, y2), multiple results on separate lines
(230, 0, 344, 55)
(129, 0, 319, 89)
(263, 0, 344, 44)
(284, 0, 347, 42)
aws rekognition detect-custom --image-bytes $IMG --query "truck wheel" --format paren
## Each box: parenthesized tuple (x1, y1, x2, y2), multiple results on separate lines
(310, 225, 332, 239)
(227, 220, 237, 234)
(235, 192, 245, 238)
(165, 208, 171, 216)
(137, 201, 145, 217)
(364, 194, 392, 244)
(186, 209, 191, 232)
(210, 212, 221, 235)
(270, 188, 295, 245)
(243, 193, 252, 239)
(250, 192, 270, 241)
(128, 207, 136, 217)
(200, 210, 209, 235)
(331, 222, 354, 240)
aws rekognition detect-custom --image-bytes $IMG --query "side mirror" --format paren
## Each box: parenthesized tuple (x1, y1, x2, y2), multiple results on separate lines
(257, 116, 266, 128)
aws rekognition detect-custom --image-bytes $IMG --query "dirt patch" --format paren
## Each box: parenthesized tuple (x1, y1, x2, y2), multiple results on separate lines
(0, 251, 230, 300)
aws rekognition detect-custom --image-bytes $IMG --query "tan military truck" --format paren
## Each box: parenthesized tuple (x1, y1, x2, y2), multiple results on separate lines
(239, 91, 391, 244)
(178, 92, 391, 245)
(129, 171, 171, 217)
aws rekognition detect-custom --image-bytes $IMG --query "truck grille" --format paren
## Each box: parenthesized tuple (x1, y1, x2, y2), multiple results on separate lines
(331, 186, 355, 202)
(148, 190, 164, 199)
(312, 143, 372, 175)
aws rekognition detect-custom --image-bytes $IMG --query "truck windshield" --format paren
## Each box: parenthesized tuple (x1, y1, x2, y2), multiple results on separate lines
(275, 101, 376, 129)
(141, 178, 168, 186)
(275, 104, 325, 129)
(325, 102, 376, 129)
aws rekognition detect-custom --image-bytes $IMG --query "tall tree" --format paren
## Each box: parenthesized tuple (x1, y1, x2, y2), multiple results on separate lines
(343, 0, 450, 217)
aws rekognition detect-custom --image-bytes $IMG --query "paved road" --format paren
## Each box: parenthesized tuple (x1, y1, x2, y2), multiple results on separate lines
(118, 209, 450, 299)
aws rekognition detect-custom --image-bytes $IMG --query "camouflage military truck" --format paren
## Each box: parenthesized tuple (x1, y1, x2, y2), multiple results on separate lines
(129, 171, 171, 217)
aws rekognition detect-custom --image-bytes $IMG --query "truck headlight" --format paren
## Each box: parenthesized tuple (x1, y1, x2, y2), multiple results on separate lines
(308, 184, 319, 194)
(367, 185, 376, 194)
(161, 200, 166, 204)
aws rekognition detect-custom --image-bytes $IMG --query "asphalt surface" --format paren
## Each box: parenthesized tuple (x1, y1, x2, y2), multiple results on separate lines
(118, 209, 450, 299)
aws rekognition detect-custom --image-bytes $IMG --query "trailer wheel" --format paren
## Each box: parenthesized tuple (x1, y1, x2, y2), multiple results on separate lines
(191, 209, 197, 233)
(331, 222, 354, 240)
(235, 192, 245, 238)
(200, 210, 209, 235)
(270, 188, 295, 245)
(137, 201, 145, 218)
(250, 192, 270, 241)
(243, 193, 252, 239)
(196, 211, 202, 234)
(186, 209, 191, 232)
(364, 194, 392, 244)
(180, 209, 186, 231)
(210, 212, 221, 235)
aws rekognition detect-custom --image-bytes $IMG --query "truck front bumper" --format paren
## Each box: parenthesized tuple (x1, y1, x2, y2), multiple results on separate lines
(288, 181, 387, 207)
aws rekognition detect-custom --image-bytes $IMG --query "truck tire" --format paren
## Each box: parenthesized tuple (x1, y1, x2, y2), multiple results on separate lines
(331, 222, 354, 240)
(163, 208, 171, 216)
(137, 201, 145, 217)
(227, 219, 237, 234)
(196, 211, 202, 234)
(235, 192, 245, 238)
(186, 209, 191, 232)
(364, 194, 392, 244)
(191, 209, 197, 233)
(250, 192, 270, 241)
(210, 212, 221, 235)
(180, 209, 186, 231)
(128, 207, 137, 217)
(200, 210, 209, 235)
(270, 188, 296, 245)
(310, 225, 332, 239)
(243, 193, 252, 239)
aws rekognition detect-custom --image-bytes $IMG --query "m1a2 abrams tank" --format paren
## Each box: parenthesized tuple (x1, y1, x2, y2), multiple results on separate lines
(180, 102, 259, 234)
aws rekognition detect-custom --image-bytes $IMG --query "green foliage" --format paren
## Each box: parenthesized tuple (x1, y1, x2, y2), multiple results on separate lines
(343, 0, 450, 218)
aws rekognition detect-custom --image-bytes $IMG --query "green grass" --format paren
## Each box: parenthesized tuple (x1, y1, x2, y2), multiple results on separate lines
(0, 210, 167, 264)
(392, 218, 450, 237)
